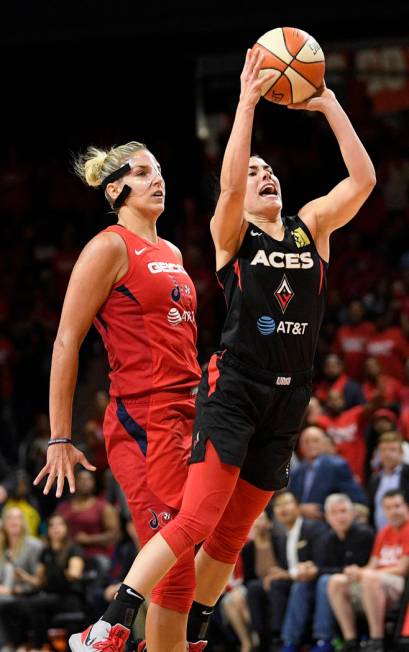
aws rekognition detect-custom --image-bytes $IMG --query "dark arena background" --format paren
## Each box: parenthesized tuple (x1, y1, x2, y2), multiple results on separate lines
(1, 2, 409, 651)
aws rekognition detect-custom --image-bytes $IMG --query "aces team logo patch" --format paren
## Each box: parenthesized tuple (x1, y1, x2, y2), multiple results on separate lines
(274, 274, 294, 313)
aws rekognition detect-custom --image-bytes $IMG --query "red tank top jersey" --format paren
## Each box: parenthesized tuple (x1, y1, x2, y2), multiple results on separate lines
(93, 225, 201, 399)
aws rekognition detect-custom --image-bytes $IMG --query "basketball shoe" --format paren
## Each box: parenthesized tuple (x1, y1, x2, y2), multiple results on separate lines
(69, 619, 130, 652)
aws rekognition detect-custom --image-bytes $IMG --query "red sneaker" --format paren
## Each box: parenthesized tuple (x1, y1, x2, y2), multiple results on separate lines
(69, 620, 130, 652)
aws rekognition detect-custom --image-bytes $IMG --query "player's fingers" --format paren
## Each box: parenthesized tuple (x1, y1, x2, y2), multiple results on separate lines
(55, 472, 65, 499)
(241, 48, 253, 74)
(66, 468, 76, 494)
(79, 454, 97, 472)
(252, 48, 265, 73)
(257, 71, 275, 87)
(43, 470, 57, 495)
(33, 465, 49, 486)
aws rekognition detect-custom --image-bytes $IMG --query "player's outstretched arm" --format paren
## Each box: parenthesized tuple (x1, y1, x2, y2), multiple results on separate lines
(211, 49, 274, 266)
(294, 84, 376, 254)
(34, 232, 127, 497)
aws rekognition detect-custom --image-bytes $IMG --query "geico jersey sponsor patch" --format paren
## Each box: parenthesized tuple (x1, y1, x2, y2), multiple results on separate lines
(250, 250, 314, 269)
(148, 261, 188, 274)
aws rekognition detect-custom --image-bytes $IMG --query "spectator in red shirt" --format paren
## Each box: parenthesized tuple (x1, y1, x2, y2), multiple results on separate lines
(366, 311, 409, 382)
(332, 301, 375, 381)
(315, 390, 368, 483)
(315, 354, 365, 410)
(362, 357, 402, 406)
(328, 489, 409, 652)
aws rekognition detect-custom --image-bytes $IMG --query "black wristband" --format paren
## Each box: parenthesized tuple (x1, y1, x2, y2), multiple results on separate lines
(48, 438, 73, 446)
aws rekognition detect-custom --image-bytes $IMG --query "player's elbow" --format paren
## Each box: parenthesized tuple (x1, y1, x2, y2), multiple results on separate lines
(53, 331, 82, 356)
(364, 169, 376, 191)
(359, 166, 376, 193)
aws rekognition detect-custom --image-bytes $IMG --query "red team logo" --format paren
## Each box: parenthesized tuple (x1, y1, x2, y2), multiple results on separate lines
(149, 509, 172, 529)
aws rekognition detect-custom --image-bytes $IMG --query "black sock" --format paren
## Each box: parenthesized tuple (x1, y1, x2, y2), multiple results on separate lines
(186, 600, 214, 642)
(102, 584, 145, 629)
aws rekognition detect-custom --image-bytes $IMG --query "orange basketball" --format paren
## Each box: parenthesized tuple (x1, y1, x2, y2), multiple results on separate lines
(253, 27, 325, 105)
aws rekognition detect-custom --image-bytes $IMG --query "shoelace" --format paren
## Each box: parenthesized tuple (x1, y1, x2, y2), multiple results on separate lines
(93, 633, 127, 652)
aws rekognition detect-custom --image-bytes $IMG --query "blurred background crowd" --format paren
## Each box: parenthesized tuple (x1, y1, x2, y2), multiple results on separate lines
(1, 3, 409, 652)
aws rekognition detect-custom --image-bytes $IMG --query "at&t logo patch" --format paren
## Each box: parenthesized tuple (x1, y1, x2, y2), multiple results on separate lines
(257, 316, 276, 335)
(167, 307, 195, 325)
(256, 317, 308, 335)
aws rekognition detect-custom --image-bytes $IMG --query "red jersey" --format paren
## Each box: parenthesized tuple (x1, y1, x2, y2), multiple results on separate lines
(362, 374, 402, 404)
(94, 225, 201, 399)
(316, 406, 366, 482)
(372, 520, 409, 569)
(315, 372, 349, 404)
(332, 322, 375, 380)
(366, 327, 409, 382)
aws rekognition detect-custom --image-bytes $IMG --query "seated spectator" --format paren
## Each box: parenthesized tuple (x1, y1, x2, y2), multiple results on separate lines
(0, 506, 43, 646)
(362, 357, 402, 407)
(366, 408, 409, 473)
(285, 494, 374, 652)
(0, 451, 12, 511)
(332, 300, 375, 381)
(365, 310, 409, 383)
(4, 468, 41, 536)
(246, 491, 326, 651)
(315, 354, 365, 409)
(314, 389, 378, 483)
(288, 427, 366, 519)
(366, 432, 409, 530)
(57, 469, 119, 570)
(328, 489, 409, 652)
(0, 514, 85, 650)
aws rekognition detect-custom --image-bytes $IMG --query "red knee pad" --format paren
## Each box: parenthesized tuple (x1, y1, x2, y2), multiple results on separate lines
(161, 442, 240, 558)
(150, 548, 196, 613)
(204, 478, 273, 564)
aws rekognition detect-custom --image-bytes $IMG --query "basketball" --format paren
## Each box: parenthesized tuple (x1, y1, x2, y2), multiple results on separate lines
(253, 27, 325, 105)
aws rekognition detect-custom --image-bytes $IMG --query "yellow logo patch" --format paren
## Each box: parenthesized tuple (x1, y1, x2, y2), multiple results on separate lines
(291, 227, 310, 248)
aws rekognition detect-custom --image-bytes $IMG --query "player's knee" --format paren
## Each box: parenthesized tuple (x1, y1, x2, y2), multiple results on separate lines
(162, 511, 219, 557)
(151, 585, 195, 614)
(204, 523, 249, 563)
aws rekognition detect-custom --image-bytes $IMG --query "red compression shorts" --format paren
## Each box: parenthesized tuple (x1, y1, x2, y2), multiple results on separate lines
(104, 391, 196, 613)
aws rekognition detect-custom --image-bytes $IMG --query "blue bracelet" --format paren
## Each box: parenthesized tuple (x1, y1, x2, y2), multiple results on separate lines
(48, 438, 73, 446)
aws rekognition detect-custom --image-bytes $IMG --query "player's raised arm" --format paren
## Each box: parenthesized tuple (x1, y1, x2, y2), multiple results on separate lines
(210, 49, 274, 266)
(295, 85, 376, 258)
(34, 232, 127, 497)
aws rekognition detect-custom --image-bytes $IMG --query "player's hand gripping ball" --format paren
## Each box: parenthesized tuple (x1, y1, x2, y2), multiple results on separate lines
(253, 27, 325, 105)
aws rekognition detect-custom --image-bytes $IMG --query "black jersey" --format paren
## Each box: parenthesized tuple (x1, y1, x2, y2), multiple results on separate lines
(216, 215, 327, 374)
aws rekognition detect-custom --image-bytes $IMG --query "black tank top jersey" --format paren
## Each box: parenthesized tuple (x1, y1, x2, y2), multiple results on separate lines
(216, 215, 327, 374)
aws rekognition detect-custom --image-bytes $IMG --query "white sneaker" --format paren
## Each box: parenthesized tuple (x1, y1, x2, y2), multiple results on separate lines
(69, 619, 130, 652)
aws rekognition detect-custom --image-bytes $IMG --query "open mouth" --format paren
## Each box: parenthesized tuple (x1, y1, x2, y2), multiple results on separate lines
(152, 190, 164, 197)
(259, 183, 278, 197)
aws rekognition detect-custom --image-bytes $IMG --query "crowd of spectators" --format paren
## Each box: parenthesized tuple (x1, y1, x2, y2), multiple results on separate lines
(0, 82, 408, 652)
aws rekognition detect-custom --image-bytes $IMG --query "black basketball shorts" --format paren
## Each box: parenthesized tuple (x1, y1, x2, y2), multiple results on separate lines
(189, 350, 313, 491)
